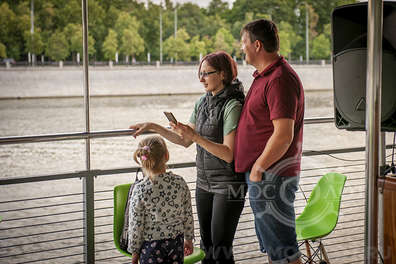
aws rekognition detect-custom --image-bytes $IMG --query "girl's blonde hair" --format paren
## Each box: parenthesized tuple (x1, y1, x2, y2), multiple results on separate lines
(133, 136, 168, 177)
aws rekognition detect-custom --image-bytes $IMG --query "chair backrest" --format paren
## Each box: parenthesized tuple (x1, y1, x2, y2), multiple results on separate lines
(113, 183, 132, 257)
(296, 172, 347, 239)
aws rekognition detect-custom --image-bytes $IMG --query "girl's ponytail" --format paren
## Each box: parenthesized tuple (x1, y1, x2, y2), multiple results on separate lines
(133, 136, 168, 179)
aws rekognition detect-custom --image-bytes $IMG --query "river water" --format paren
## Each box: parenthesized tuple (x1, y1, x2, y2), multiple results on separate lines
(0, 89, 371, 179)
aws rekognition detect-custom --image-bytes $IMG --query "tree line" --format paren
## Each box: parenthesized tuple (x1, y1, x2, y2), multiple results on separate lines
(0, 0, 357, 63)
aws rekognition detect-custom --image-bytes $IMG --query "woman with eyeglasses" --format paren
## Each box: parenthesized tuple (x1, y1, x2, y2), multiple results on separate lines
(130, 51, 246, 264)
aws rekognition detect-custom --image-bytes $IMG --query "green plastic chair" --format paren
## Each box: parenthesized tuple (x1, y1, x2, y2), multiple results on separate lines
(113, 183, 205, 263)
(295, 172, 347, 264)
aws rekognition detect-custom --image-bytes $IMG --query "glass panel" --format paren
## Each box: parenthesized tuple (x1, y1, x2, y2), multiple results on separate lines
(0, 179, 85, 264)
(0, 140, 85, 178)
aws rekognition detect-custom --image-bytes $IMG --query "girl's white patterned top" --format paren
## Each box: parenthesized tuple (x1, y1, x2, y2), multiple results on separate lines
(127, 171, 194, 254)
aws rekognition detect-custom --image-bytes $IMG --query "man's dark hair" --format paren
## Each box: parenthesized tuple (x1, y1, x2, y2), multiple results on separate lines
(241, 19, 279, 53)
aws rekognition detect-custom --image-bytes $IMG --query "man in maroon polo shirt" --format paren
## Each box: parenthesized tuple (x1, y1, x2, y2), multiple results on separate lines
(234, 19, 304, 264)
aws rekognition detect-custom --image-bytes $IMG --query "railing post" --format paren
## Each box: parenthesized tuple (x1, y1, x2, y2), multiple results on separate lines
(83, 172, 95, 263)
(378, 132, 385, 261)
(82, 0, 94, 262)
(365, 0, 382, 263)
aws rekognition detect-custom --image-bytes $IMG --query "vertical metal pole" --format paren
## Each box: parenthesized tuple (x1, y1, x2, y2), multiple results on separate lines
(174, 2, 177, 38)
(378, 133, 385, 261)
(305, 3, 309, 64)
(82, 0, 95, 263)
(160, 4, 163, 64)
(365, 0, 382, 263)
(30, 0, 35, 66)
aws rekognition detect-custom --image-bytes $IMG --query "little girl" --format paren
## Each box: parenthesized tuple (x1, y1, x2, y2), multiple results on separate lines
(128, 136, 194, 264)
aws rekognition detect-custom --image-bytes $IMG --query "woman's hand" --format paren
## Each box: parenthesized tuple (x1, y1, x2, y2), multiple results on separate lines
(170, 122, 197, 142)
(184, 240, 193, 256)
(131, 253, 139, 264)
(129, 123, 152, 138)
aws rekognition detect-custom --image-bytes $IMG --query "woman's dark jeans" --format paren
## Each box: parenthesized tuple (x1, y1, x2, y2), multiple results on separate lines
(196, 187, 246, 264)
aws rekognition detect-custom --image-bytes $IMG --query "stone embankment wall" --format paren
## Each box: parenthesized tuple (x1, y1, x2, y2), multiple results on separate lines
(0, 65, 332, 98)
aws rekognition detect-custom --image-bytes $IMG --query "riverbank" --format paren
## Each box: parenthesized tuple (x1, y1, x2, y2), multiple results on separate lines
(0, 65, 332, 99)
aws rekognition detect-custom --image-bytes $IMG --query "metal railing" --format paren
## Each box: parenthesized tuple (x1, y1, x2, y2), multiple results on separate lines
(0, 117, 333, 146)
(0, 117, 378, 263)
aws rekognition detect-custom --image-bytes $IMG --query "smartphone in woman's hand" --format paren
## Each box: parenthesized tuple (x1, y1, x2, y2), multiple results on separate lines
(164, 112, 178, 124)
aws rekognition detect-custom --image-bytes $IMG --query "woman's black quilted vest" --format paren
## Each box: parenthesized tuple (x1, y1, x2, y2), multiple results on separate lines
(195, 80, 245, 194)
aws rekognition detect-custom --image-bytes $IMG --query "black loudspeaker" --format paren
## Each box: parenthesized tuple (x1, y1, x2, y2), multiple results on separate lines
(332, 2, 396, 131)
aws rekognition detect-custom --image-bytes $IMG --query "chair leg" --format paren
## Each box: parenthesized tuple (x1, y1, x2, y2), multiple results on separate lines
(319, 241, 330, 264)
(304, 240, 313, 264)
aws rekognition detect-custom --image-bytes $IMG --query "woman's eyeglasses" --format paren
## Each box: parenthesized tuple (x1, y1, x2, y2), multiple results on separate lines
(199, 71, 217, 78)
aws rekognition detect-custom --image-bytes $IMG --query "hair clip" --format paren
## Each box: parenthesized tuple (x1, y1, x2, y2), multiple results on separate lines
(141, 155, 148, 161)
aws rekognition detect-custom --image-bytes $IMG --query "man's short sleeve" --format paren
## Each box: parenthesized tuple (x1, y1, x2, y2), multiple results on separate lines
(266, 77, 299, 121)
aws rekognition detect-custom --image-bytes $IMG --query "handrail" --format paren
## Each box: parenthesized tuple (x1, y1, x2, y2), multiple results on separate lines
(0, 117, 334, 145)
(303, 117, 334, 124)
(0, 162, 196, 185)
(0, 129, 138, 145)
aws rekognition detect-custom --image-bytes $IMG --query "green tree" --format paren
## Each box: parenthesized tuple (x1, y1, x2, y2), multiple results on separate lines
(201, 14, 229, 39)
(178, 3, 211, 39)
(103, 6, 120, 30)
(56, 0, 81, 27)
(160, 8, 174, 47)
(46, 31, 69, 61)
(278, 21, 301, 59)
(307, 4, 319, 40)
(229, 0, 296, 27)
(207, 0, 229, 17)
(0, 2, 20, 59)
(64, 23, 95, 60)
(0, 0, 359, 63)
(138, 2, 160, 61)
(115, 12, 144, 60)
(15, 1, 30, 34)
(35, 1, 57, 54)
(293, 3, 319, 60)
(189, 36, 207, 61)
(311, 33, 331, 59)
(308, 0, 357, 35)
(231, 12, 253, 40)
(323, 23, 331, 39)
(24, 30, 44, 56)
(163, 28, 190, 61)
(232, 40, 242, 59)
(102, 29, 118, 61)
(114, 12, 138, 37)
(278, 30, 291, 57)
(213, 27, 235, 55)
(35, 2, 56, 33)
(87, 0, 106, 60)
(0, 43, 6, 58)
(202, 36, 214, 54)
(120, 28, 144, 61)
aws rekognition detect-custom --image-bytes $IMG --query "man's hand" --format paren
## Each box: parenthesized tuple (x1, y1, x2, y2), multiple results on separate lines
(250, 162, 265, 182)
(131, 253, 139, 264)
(129, 122, 152, 138)
(184, 240, 193, 256)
